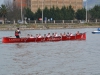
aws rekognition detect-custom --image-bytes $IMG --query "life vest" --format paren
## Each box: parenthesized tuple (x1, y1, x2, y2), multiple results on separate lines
(15, 30, 19, 36)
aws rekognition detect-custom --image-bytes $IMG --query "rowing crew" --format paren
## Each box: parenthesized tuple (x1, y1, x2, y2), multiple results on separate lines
(15, 28, 80, 38)
(26, 31, 80, 38)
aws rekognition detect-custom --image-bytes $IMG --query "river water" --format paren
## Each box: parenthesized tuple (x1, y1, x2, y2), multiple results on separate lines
(0, 28, 100, 75)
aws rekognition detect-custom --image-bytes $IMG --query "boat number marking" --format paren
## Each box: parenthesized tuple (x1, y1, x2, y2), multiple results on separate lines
(9, 38, 28, 42)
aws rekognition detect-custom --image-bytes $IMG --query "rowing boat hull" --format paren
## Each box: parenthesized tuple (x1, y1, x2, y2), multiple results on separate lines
(2, 33, 86, 43)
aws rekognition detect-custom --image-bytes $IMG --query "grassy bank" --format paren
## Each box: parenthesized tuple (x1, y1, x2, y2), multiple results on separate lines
(0, 23, 100, 30)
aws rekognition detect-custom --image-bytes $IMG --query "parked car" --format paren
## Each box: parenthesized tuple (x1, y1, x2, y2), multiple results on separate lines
(80, 20, 86, 24)
(0, 20, 3, 24)
(17, 20, 24, 24)
(5, 20, 11, 24)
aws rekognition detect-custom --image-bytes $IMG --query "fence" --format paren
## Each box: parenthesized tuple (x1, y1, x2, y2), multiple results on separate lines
(1, 19, 100, 24)
(26, 19, 100, 24)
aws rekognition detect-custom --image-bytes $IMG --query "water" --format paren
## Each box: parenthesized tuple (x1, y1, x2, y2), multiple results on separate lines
(0, 28, 100, 75)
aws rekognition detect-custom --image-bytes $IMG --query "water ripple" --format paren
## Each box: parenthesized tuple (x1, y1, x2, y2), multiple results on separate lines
(0, 28, 100, 75)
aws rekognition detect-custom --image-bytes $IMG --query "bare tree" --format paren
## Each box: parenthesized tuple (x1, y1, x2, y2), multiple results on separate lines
(4, 0, 21, 21)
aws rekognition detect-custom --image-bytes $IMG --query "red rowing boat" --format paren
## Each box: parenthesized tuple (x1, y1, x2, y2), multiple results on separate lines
(2, 32, 86, 43)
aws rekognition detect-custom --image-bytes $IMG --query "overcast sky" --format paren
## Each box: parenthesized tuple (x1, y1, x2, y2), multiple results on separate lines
(0, 0, 4, 5)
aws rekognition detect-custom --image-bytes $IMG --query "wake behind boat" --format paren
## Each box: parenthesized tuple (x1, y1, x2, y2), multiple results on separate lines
(2, 32, 86, 43)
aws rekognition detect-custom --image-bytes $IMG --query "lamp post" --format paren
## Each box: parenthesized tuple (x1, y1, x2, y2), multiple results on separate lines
(86, 0, 87, 23)
(21, 0, 23, 22)
(42, 0, 44, 24)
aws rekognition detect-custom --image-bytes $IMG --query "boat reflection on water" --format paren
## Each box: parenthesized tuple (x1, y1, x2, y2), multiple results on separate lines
(15, 43, 25, 49)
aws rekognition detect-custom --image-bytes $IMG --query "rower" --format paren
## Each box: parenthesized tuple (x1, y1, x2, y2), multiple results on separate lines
(30, 35, 34, 38)
(76, 31, 80, 35)
(54, 32, 58, 37)
(66, 32, 70, 36)
(15, 28, 21, 38)
(60, 33, 62, 36)
(52, 33, 55, 37)
(44, 34, 46, 38)
(36, 34, 38, 38)
(38, 34, 42, 38)
(63, 32, 66, 36)
(27, 34, 30, 38)
(70, 33, 73, 36)
(98, 28, 100, 31)
(47, 33, 51, 37)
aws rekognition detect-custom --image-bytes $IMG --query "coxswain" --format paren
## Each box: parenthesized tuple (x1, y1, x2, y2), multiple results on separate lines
(15, 28, 21, 38)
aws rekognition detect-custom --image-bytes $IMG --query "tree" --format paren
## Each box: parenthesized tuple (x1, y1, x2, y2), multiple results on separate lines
(49, 6, 56, 20)
(75, 8, 86, 20)
(0, 4, 7, 19)
(89, 5, 100, 19)
(61, 6, 68, 20)
(24, 8, 34, 20)
(43, 7, 50, 20)
(4, 0, 21, 21)
(34, 8, 42, 20)
(0, 10, 1, 17)
(55, 7, 61, 20)
(67, 5, 75, 20)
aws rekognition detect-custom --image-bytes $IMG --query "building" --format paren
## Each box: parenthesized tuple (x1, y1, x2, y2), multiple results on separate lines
(13, 0, 28, 8)
(29, 0, 83, 12)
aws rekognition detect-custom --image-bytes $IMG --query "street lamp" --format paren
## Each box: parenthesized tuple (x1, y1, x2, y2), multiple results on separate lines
(86, 0, 87, 23)
(42, 0, 44, 24)
(21, 0, 23, 22)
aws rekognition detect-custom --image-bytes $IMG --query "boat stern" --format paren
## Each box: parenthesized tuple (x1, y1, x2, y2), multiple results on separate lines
(2, 37, 9, 43)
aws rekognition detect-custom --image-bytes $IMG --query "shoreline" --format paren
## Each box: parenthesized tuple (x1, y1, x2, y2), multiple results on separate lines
(0, 24, 100, 31)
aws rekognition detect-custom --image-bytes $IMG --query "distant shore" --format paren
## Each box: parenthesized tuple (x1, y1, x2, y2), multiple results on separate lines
(0, 23, 100, 30)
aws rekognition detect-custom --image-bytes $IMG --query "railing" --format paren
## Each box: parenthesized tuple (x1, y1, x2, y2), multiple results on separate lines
(27, 19, 100, 24)
(1, 19, 100, 24)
